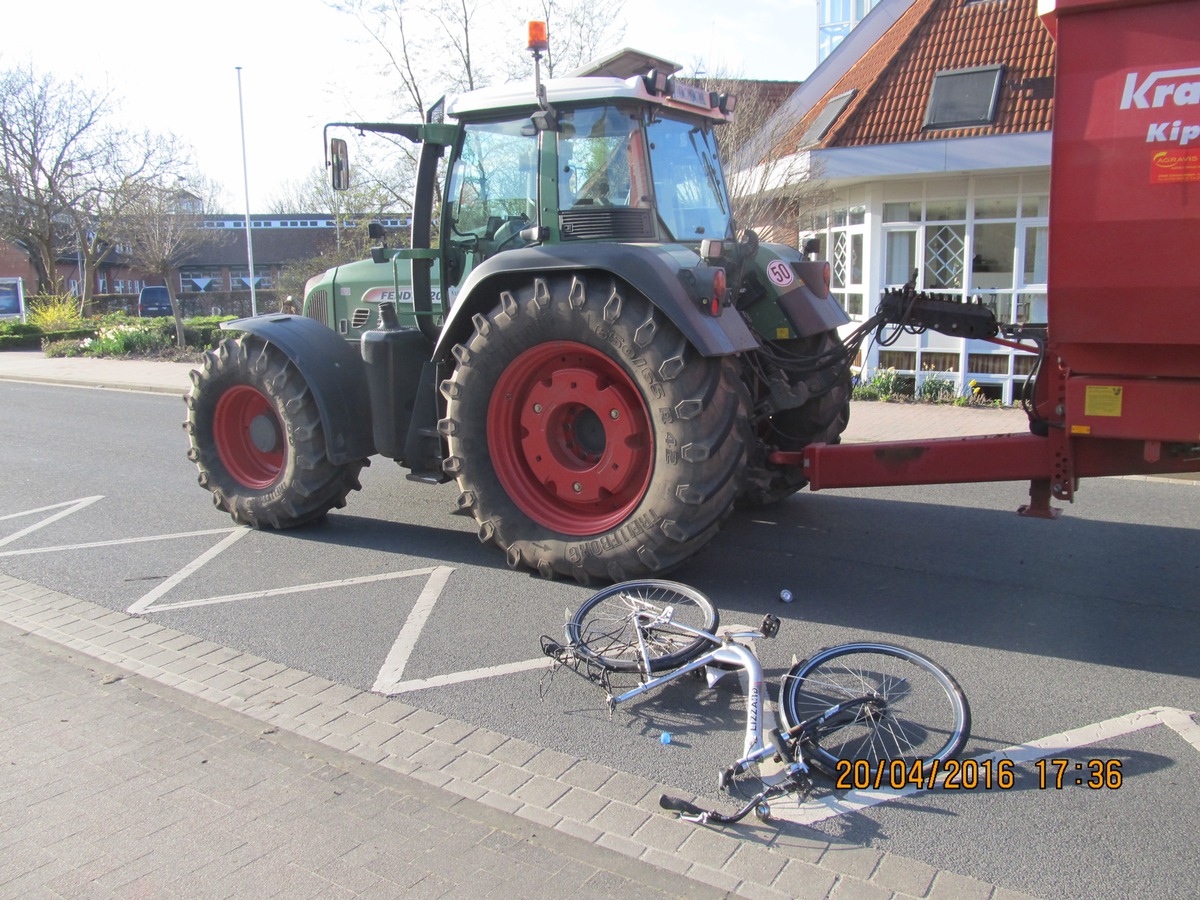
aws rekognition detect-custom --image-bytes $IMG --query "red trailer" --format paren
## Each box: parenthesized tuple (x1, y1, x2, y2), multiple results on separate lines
(792, 0, 1200, 514)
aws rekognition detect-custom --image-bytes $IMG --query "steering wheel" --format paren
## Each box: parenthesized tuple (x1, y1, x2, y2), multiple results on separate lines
(492, 215, 531, 252)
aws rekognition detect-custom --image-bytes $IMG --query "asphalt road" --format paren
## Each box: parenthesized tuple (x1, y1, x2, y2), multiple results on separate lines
(2, 380, 1198, 899)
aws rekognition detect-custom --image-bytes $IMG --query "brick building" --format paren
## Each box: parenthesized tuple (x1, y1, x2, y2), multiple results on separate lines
(0, 213, 411, 317)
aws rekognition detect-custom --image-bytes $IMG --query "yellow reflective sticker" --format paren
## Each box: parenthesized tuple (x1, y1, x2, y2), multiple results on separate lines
(775, 327, 792, 339)
(1070, 424, 1092, 435)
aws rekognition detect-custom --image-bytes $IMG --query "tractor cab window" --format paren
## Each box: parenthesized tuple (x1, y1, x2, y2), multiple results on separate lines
(645, 116, 732, 242)
(445, 118, 538, 261)
(557, 106, 648, 210)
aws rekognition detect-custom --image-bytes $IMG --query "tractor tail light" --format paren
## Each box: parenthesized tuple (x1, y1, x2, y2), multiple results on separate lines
(822, 262, 831, 293)
(710, 268, 727, 316)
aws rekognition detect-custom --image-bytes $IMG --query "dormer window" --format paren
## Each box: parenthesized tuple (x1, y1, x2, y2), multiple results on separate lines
(800, 89, 857, 148)
(923, 65, 1004, 129)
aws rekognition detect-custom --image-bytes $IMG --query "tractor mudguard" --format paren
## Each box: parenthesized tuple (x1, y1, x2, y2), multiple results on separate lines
(432, 243, 762, 362)
(741, 243, 850, 339)
(219, 315, 375, 464)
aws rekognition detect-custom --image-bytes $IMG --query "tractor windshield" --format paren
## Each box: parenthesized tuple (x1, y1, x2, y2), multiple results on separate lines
(554, 105, 732, 244)
(446, 118, 538, 237)
(645, 115, 732, 242)
(557, 105, 648, 211)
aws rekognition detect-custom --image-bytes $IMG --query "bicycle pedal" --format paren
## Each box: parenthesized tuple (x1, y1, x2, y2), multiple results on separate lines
(760, 614, 781, 639)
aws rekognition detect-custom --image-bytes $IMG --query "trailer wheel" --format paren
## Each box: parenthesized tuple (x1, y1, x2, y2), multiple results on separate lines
(742, 330, 852, 506)
(440, 274, 750, 584)
(185, 336, 366, 528)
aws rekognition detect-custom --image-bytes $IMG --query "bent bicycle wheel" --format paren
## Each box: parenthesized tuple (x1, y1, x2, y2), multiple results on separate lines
(778, 643, 970, 772)
(566, 580, 718, 673)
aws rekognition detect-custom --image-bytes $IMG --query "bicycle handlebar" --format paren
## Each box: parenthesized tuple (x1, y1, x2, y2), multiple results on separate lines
(659, 785, 790, 826)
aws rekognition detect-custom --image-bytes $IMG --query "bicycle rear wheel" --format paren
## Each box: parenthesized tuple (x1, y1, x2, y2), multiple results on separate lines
(566, 580, 718, 673)
(778, 643, 969, 772)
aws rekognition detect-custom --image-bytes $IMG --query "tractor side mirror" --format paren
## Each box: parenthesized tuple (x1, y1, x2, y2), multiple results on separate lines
(739, 228, 760, 260)
(330, 138, 350, 191)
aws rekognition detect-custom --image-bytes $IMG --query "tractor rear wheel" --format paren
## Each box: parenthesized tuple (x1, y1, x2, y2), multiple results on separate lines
(439, 274, 751, 584)
(185, 336, 366, 528)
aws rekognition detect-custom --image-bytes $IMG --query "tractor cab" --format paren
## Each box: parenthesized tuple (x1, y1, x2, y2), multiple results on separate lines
(314, 40, 740, 341)
(437, 62, 738, 292)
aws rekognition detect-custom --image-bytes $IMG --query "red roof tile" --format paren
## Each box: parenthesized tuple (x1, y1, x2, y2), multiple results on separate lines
(780, 0, 1055, 155)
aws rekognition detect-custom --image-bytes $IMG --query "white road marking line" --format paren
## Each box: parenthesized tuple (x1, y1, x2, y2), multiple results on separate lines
(1156, 705, 1200, 751)
(0, 496, 103, 547)
(770, 706, 1199, 826)
(0, 528, 240, 558)
(377, 657, 551, 695)
(371, 566, 454, 694)
(126, 529, 251, 614)
(0, 497, 102, 522)
(133, 565, 446, 614)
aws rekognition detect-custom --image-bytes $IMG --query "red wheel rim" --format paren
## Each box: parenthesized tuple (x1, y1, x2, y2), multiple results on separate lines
(213, 385, 285, 489)
(487, 341, 654, 535)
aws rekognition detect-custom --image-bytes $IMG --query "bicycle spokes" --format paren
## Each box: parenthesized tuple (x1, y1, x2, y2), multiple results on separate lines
(780, 644, 970, 771)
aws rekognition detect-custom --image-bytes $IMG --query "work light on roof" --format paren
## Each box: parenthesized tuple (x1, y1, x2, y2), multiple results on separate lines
(644, 69, 669, 95)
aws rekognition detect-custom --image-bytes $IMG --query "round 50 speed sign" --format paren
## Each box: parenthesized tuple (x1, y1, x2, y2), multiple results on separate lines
(766, 259, 794, 287)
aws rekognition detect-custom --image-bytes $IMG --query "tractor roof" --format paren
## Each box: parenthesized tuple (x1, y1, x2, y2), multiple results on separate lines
(446, 74, 733, 125)
(565, 47, 681, 79)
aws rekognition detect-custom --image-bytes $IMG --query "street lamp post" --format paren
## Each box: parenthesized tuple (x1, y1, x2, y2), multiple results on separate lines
(235, 66, 258, 316)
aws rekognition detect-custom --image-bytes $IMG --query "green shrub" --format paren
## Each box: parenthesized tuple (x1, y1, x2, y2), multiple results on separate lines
(28, 314, 233, 358)
(94, 311, 141, 328)
(182, 315, 238, 348)
(81, 323, 171, 357)
(917, 372, 957, 404)
(852, 367, 912, 401)
(0, 321, 40, 337)
(26, 293, 83, 332)
(42, 338, 89, 357)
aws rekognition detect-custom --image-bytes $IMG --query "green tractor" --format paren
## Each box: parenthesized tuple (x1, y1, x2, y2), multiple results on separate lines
(185, 43, 852, 584)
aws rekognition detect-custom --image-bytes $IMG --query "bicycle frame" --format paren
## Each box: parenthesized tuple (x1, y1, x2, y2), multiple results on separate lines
(609, 609, 772, 766)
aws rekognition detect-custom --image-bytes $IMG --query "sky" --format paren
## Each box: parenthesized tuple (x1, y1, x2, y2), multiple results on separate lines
(6, 0, 819, 212)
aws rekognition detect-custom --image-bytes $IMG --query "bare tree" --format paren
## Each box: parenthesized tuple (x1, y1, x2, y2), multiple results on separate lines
(502, 0, 628, 80)
(268, 156, 423, 308)
(696, 74, 831, 245)
(332, 0, 490, 118)
(328, 0, 626, 214)
(269, 161, 407, 220)
(272, 223, 379, 307)
(0, 64, 108, 295)
(64, 130, 192, 310)
(119, 178, 216, 348)
(0, 63, 195, 310)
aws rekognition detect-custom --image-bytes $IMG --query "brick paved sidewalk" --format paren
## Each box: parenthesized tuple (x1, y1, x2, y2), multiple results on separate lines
(0, 577, 1033, 900)
(0, 619, 715, 899)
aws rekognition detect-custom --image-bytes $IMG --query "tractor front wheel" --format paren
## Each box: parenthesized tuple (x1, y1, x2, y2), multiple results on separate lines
(185, 336, 366, 528)
(439, 274, 750, 583)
